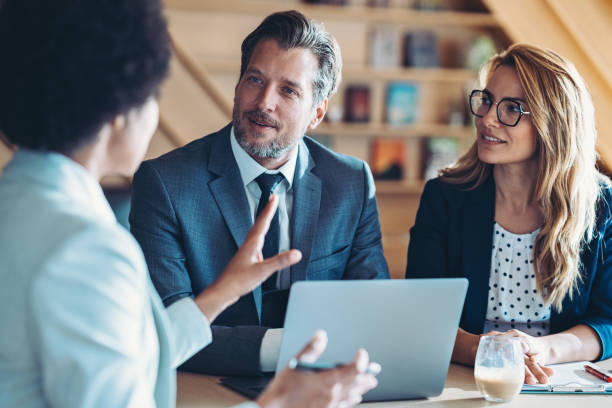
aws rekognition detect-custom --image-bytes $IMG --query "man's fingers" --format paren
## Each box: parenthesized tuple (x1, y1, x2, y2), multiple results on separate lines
(352, 348, 369, 373)
(294, 330, 328, 363)
(244, 194, 279, 245)
(367, 362, 382, 376)
(256, 249, 302, 277)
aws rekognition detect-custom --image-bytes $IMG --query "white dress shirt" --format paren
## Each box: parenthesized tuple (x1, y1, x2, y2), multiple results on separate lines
(230, 127, 296, 372)
(0, 150, 257, 408)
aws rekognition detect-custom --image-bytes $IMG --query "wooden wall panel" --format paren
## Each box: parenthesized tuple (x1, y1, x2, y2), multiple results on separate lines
(145, 129, 180, 161)
(158, 56, 230, 143)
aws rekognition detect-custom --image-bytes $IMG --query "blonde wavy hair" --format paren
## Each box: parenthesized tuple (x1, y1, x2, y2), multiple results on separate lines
(440, 43, 609, 311)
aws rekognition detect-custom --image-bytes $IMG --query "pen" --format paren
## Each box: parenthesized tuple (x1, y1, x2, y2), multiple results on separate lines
(288, 358, 380, 375)
(584, 365, 612, 383)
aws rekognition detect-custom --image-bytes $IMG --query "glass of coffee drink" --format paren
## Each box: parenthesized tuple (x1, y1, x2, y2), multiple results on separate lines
(474, 336, 525, 402)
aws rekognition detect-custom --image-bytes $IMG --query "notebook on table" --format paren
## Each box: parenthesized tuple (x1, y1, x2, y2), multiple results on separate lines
(221, 278, 468, 401)
(522, 361, 612, 394)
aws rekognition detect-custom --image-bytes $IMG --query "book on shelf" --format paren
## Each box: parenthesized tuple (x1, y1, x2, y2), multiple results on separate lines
(402, 30, 440, 68)
(366, 0, 391, 8)
(368, 24, 400, 68)
(370, 139, 405, 180)
(412, 0, 446, 11)
(421, 137, 459, 180)
(447, 97, 467, 127)
(324, 103, 343, 124)
(344, 85, 371, 123)
(386, 81, 419, 126)
(302, 0, 347, 4)
(464, 35, 497, 70)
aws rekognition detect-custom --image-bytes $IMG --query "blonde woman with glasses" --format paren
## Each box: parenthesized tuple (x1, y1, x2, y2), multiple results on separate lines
(406, 43, 612, 385)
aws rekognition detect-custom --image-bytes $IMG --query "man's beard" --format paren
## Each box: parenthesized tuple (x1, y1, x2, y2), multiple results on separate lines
(233, 108, 296, 160)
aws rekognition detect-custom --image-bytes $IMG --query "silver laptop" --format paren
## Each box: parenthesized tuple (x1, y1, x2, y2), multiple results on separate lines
(275, 279, 468, 401)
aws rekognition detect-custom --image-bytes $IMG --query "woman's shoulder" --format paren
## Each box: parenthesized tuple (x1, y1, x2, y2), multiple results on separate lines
(36, 210, 147, 288)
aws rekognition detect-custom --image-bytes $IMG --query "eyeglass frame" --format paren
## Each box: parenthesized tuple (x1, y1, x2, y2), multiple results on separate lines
(469, 89, 531, 127)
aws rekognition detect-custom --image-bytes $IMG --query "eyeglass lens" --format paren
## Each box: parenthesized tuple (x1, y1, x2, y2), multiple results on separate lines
(470, 90, 523, 127)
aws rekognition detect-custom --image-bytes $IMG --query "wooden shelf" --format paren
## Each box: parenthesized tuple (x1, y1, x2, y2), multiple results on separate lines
(165, 0, 499, 27)
(375, 180, 425, 195)
(198, 59, 478, 83)
(341, 66, 477, 83)
(311, 122, 474, 139)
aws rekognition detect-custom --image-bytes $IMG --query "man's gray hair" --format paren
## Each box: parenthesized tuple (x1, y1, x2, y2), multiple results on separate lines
(239, 10, 342, 105)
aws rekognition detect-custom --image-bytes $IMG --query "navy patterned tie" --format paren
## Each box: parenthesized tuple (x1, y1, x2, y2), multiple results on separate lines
(255, 173, 284, 291)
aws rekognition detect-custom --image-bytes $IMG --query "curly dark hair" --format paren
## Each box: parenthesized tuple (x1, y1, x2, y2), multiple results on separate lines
(0, 0, 171, 154)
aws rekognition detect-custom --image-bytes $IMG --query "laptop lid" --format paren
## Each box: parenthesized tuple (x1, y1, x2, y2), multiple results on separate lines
(275, 278, 468, 401)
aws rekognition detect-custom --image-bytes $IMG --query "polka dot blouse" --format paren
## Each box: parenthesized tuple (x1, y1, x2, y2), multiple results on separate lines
(483, 222, 551, 337)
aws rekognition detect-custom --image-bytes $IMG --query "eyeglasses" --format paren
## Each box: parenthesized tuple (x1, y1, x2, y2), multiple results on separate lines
(469, 89, 531, 127)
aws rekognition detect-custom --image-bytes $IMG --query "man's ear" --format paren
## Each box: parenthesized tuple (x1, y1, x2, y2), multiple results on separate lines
(308, 98, 328, 129)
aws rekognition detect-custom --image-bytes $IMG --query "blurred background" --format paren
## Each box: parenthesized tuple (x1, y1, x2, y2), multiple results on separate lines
(1, 0, 610, 278)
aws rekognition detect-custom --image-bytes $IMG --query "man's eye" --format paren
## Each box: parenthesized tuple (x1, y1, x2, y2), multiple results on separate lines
(481, 97, 492, 105)
(283, 87, 296, 96)
(248, 76, 262, 84)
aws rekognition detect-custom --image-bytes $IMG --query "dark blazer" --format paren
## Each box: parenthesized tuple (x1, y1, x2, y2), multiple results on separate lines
(130, 124, 389, 375)
(406, 176, 612, 360)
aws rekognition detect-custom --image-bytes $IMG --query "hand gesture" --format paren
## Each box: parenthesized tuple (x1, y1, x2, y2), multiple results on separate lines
(195, 195, 302, 322)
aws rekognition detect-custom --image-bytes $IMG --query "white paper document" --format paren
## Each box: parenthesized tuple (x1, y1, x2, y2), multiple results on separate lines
(521, 361, 612, 394)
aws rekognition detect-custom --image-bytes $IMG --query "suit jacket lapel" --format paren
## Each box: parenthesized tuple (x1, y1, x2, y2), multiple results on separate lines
(290, 140, 321, 283)
(207, 124, 262, 321)
(461, 177, 496, 334)
(208, 126, 253, 248)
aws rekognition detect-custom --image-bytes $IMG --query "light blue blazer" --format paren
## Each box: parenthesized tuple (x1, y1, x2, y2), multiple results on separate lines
(0, 150, 255, 408)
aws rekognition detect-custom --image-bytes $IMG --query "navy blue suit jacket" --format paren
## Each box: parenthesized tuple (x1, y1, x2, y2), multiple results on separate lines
(406, 176, 612, 360)
(130, 124, 389, 375)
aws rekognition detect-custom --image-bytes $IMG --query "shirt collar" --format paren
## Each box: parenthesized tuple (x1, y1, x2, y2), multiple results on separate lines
(4, 149, 116, 224)
(230, 125, 298, 189)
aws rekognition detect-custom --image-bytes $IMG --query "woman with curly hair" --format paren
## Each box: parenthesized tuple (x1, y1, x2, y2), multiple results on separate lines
(0, 1, 378, 407)
(406, 43, 612, 385)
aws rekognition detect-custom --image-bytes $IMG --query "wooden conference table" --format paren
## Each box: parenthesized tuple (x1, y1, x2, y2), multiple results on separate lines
(177, 359, 612, 408)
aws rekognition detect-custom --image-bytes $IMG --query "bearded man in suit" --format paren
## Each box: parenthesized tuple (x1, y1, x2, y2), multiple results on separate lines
(130, 10, 389, 376)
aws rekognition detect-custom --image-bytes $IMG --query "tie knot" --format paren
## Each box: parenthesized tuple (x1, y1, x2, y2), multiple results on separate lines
(255, 173, 284, 195)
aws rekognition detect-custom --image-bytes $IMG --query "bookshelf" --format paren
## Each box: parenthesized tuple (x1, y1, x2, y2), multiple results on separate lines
(313, 123, 473, 139)
(201, 59, 477, 82)
(166, 0, 498, 27)
(162, 0, 510, 277)
(167, 0, 509, 189)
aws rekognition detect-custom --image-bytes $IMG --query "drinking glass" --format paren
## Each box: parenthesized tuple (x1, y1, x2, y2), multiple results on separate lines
(474, 335, 525, 402)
